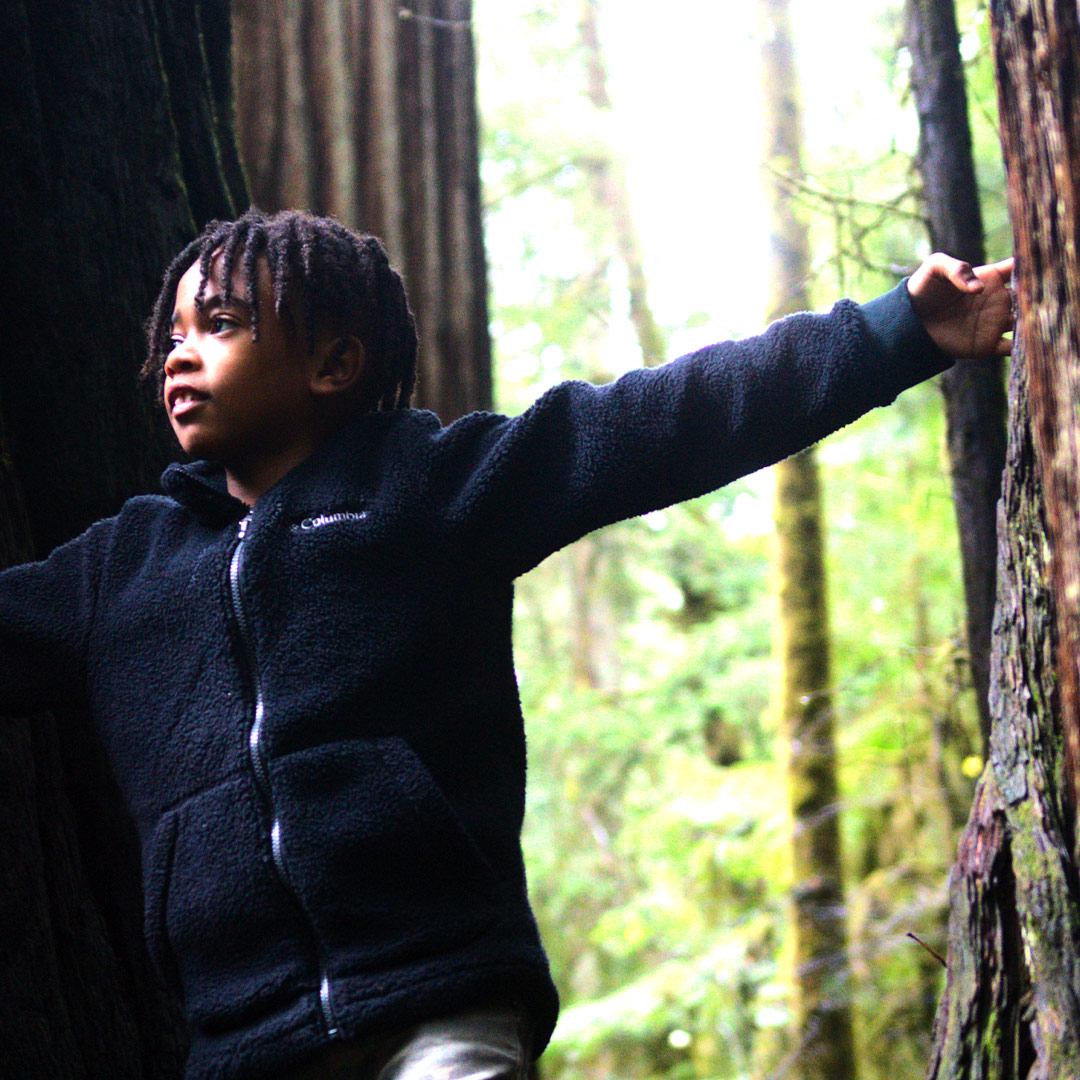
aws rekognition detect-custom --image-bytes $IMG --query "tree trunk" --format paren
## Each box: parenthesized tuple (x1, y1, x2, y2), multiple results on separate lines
(926, 1, 1080, 1075)
(759, 0, 859, 1076)
(232, 0, 493, 421)
(772, 453, 858, 1080)
(906, 0, 1007, 750)
(0, 0, 246, 1075)
(577, 0, 665, 368)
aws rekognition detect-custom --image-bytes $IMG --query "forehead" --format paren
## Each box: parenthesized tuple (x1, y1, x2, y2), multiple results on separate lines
(172, 250, 271, 314)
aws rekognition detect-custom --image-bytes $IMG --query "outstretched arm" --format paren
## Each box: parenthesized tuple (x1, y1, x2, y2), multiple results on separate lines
(0, 524, 105, 717)
(908, 253, 1014, 359)
(440, 282, 951, 578)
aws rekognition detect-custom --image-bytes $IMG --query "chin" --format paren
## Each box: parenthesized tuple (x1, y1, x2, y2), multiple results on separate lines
(174, 433, 224, 462)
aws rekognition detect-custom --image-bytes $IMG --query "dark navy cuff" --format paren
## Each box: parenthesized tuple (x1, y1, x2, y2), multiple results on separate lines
(858, 277, 953, 404)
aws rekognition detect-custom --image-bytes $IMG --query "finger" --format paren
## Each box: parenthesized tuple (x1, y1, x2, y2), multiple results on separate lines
(947, 258, 984, 292)
(926, 252, 983, 292)
(975, 256, 1014, 286)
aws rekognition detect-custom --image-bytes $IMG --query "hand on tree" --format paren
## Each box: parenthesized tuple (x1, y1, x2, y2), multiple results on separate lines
(907, 253, 1015, 359)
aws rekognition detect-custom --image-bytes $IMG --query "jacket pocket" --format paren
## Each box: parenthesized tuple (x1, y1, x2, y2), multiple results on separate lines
(161, 775, 312, 1031)
(142, 811, 181, 994)
(268, 736, 499, 975)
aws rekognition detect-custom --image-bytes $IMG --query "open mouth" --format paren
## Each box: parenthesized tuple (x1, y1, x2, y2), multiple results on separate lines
(167, 386, 210, 417)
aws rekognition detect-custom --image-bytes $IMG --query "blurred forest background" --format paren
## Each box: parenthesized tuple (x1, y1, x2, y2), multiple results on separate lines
(473, 0, 1007, 1077)
(0, 0, 1020, 1076)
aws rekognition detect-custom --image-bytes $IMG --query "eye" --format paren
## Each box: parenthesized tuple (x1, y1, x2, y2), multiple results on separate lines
(209, 314, 239, 334)
(168, 334, 184, 352)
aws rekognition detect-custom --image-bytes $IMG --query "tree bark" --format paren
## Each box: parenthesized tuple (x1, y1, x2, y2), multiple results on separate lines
(927, 1, 1080, 1075)
(0, 0, 245, 1075)
(232, 0, 493, 421)
(759, 0, 859, 1076)
(906, 0, 1007, 750)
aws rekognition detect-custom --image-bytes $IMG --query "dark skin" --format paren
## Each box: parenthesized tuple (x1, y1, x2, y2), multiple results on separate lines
(165, 254, 366, 506)
(907, 253, 1014, 358)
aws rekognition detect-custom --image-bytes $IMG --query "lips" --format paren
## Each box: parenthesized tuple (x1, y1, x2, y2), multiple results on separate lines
(167, 384, 210, 418)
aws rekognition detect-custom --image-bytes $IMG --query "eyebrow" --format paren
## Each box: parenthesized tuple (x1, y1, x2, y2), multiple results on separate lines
(171, 292, 253, 326)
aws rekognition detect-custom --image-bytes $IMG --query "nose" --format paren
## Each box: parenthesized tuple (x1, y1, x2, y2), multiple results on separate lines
(164, 332, 199, 378)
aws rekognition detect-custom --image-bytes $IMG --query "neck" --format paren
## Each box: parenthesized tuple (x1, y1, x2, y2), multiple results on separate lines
(225, 439, 322, 507)
(222, 408, 360, 506)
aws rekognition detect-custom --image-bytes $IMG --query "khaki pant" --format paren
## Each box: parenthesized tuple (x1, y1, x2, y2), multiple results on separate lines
(270, 1001, 533, 1080)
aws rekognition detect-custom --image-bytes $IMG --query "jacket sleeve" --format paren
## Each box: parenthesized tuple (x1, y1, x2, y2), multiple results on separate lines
(0, 521, 107, 717)
(436, 280, 952, 579)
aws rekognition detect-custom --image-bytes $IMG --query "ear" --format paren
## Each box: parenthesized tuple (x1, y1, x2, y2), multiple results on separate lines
(308, 335, 366, 398)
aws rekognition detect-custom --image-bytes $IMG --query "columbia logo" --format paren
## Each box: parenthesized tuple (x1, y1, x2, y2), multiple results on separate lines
(292, 511, 368, 532)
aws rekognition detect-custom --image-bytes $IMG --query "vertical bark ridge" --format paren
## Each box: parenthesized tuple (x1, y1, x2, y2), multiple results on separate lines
(993, 0, 1080, 835)
(232, 0, 492, 421)
(924, 770, 1027, 1079)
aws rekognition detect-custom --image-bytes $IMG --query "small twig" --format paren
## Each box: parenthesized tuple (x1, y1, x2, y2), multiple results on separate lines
(762, 161, 930, 226)
(906, 931, 947, 968)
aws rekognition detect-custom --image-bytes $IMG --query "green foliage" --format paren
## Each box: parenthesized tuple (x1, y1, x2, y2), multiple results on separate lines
(476, 1, 1007, 1077)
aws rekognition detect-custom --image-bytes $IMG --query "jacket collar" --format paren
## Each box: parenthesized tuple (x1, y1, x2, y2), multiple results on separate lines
(160, 460, 249, 527)
(158, 407, 429, 527)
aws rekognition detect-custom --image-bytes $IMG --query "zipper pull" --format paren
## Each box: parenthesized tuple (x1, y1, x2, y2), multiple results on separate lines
(237, 514, 251, 540)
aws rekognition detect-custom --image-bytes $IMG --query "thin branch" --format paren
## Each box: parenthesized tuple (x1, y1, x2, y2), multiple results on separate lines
(762, 161, 930, 226)
(906, 931, 948, 967)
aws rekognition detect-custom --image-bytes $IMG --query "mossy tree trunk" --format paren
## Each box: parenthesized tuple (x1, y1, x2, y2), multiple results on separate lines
(906, 0, 1007, 751)
(0, 0, 246, 1075)
(926, 1, 1080, 1075)
(759, 0, 858, 1076)
(232, 0, 492, 421)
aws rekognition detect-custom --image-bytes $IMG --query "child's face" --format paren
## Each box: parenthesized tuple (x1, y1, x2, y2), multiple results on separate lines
(165, 255, 322, 480)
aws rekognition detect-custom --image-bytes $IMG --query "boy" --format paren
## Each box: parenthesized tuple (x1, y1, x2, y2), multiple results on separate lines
(1, 209, 1013, 1080)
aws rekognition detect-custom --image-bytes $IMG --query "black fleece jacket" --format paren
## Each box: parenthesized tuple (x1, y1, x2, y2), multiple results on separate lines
(0, 282, 949, 1079)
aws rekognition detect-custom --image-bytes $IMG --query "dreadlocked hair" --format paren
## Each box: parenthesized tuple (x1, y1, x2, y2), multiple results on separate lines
(143, 208, 419, 412)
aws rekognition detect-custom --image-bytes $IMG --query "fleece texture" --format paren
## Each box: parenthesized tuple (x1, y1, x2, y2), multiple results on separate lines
(0, 281, 949, 1079)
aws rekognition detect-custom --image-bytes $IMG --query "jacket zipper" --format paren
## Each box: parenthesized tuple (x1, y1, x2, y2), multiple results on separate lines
(229, 514, 342, 1039)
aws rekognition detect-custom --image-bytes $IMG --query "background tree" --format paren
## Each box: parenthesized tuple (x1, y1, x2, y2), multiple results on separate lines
(927, 0, 1080, 1074)
(232, 0, 492, 421)
(906, 0, 1007, 751)
(759, 0, 859, 1076)
(577, 0, 664, 368)
(562, 0, 669, 692)
(0, 0, 246, 1076)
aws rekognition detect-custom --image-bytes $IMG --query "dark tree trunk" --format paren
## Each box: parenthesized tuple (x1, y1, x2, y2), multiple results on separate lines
(232, 0, 492, 422)
(0, 0, 245, 1074)
(924, 354, 1041, 1078)
(927, 1, 1080, 1075)
(906, 0, 1007, 750)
